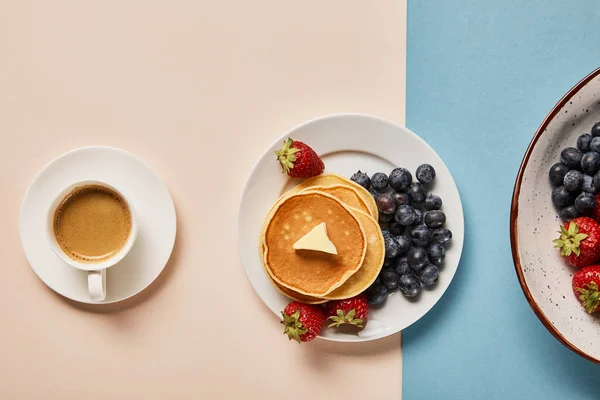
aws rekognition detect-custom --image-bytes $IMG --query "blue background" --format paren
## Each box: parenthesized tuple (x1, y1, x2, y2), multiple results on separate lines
(404, 1, 600, 398)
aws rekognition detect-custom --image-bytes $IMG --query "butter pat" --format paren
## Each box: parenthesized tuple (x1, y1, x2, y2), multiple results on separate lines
(293, 222, 338, 254)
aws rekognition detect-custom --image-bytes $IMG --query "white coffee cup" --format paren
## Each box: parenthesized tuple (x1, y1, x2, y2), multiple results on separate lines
(46, 180, 138, 301)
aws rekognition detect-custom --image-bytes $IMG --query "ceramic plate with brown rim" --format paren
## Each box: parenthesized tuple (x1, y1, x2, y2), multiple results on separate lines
(511, 67, 600, 364)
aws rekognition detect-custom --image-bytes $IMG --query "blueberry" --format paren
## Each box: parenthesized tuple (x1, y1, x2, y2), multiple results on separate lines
(392, 192, 411, 207)
(350, 171, 371, 189)
(594, 171, 600, 191)
(379, 212, 394, 223)
(561, 147, 583, 169)
(407, 182, 427, 203)
(394, 257, 412, 276)
(383, 258, 395, 270)
(384, 236, 401, 259)
(366, 282, 388, 305)
(424, 210, 446, 229)
(575, 192, 595, 213)
(371, 172, 389, 190)
(551, 186, 574, 208)
(592, 122, 600, 137)
(427, 243, 445, 266)
(389, 222, 404, 236)
(548, 163, 570, 187)
(424, 194, 442, 210)
(582, 152, 600, 175)
(419, 264, 439, 286)
(369, 187, 380, 200)
(563, 170, 583, 191)
(412, 208, 423, 226)
(433, 228, 452, 245)
(395, 205, 417, 226)
(416, 164, 436, 184)
(398, 274, 421, 298)
(389, 167, 412, 191)
(582, 174, 598, 194)
(380, 270, 399, 291)
(407, 246, 429, 272)
(578, 133, 593, 151)
(559, 205, 579, 221)
(591, 138, 600, 153)
(381, 229, 392, 240)
(376, 193, 397, 215)
(396, 235, 412, 255)
(411, 225, 432, 247)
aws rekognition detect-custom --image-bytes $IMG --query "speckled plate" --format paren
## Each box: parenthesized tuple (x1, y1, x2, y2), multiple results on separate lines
(511, 67, 600, 364)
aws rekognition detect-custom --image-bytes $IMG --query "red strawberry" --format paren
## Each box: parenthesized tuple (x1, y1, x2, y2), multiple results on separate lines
(275, 138, 324, 178)
(281, 302, 326, 343)
(325, 294, 369, 329)
(553, 217, 600, 267)
(573, 265, 600, 313)
(593, 193, 600, 222)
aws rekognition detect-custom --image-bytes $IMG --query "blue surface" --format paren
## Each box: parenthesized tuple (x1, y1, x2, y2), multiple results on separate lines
(404, 1, 600, 398)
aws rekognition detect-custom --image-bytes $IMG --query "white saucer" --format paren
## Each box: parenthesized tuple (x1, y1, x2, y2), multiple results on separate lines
(238, 114, 464, 342)
(19, 146, 177, 304)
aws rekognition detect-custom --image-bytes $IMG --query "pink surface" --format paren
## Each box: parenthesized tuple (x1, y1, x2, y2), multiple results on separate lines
(0, 1, 406, 398)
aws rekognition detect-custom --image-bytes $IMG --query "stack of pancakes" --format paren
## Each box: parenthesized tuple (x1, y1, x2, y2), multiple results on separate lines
(260, 174, 385, 304)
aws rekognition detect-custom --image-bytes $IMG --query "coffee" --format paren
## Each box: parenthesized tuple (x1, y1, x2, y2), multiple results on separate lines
(53, 185, 132, 263)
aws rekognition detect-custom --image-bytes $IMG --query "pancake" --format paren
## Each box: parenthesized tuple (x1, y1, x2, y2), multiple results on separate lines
(299, 185, 370, 215)
(324, 208, 385, 299)
(288, 174, 378, 219)
(263, 191, 367, 297)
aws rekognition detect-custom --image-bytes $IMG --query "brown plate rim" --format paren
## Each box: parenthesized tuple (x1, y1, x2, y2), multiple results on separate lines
(510, 66, 600, 365)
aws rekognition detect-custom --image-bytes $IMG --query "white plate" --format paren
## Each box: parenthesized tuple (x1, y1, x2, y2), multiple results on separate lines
(238, 114, 464, 342)
(19, 146, 177, 304)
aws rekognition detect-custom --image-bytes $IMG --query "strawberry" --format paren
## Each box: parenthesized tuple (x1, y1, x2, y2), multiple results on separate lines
(325, 294, 369, 329)
(275, 138, 324, 178)
(553, 217, 600, 267)
(281, 302, 326, 343)
(572, 265, 600, 313)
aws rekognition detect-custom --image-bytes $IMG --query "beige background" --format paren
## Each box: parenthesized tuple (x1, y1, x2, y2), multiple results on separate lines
(0, 1, 406, 398)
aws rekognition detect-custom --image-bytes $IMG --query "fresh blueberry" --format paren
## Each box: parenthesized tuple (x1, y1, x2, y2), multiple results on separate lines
(560, 147, 583, 169)
(369, 187, 380, 200)
(592, 122, 600, 137)
(383, 258, 395, 270)
(551, 186, 575, 208)
(394, 257, 412, 276)
(594, 171, 600, 191)
(366, 282, 388, 305)
(416, 164, 436, 184)
(548, 163, 570, 187)
(591, 137, 600, 153)
(424, 194, 442, 210)
(381, 229, 392, 240)
(582, 174, 598, 194)
(411, 225, 432, 247)
(581, 152, 600, 175)
(396, 235, 412, 255)
(578, 133, 593, 151)
(384, 236, 401, 259)
(380, 270, 399, 291)
(419, 264, 439, 286)
(350, 171, 371, 189)
(575, 192, 595, 213)
(392, 192, 411, 207)
(407, 182, 426, 203)
(559, 205, 579, 221)
(424, 210, 446, 229)
(389, 222, 404, 236)
(407, 246, 429, 272)
(433, 228, 452, 245)
(427, 243, 445, 266)
(379, 212, 394, 223)
(412, 208, 424, 226)
(371, 172, 389, 190)
(563, 170, 583, 191)
(395, 205, 417, 226)
(376, 192, 397, 215)
(398, 274, 421, 298)
(389, 167, 412, 191)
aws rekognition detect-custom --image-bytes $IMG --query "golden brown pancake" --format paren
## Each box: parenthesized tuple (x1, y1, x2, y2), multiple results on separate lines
(263, 191, 366, 297)
(299, 185, 370, 215)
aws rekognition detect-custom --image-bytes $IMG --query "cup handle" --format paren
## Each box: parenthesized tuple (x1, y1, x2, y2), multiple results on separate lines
(88, 269, 106, 301)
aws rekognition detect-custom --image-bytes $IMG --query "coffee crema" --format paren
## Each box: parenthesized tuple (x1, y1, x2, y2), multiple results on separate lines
(53, 185, 132, 263)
